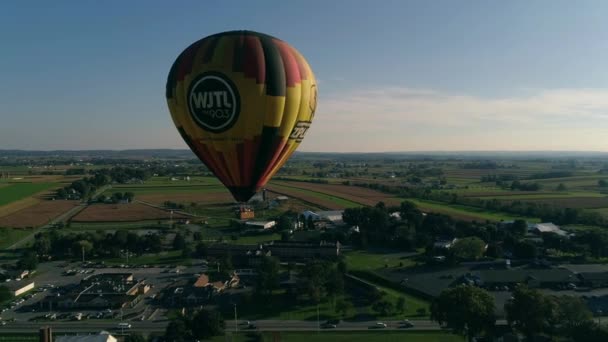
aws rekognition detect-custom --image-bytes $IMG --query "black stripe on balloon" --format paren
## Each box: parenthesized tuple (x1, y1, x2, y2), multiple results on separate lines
(252, 126, 280, 185)
(165, 51, 184, 99)
(176, 127, 197, 156)
(227, 186, 257, 203)
(260, 36, 286, 97)
(232, 35, 245, 73)
(202, 36, 220, 64)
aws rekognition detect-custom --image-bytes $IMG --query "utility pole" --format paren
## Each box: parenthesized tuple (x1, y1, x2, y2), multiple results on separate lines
(234, 304, 238, 334)
(81, 245, 85, 263)
(317, 304, 320, 333)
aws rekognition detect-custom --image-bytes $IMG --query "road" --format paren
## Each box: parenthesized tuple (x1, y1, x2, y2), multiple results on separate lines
(0, 319, 444, 334)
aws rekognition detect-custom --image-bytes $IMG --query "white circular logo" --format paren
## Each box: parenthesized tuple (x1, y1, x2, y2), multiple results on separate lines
(187, 72, 240, 133)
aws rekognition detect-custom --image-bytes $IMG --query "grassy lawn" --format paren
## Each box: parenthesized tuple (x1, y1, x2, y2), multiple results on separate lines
(342, 250, 430, 319)
(404, 198, 537, 222)
(588, 208, 608, 218)
(214, 332, 463, 342)
(104, 250, 189, 266)
(0, 182, 58, 206)
(233, 233, 281, 245)
(343, 250, 416, 272)
(0, 335, 37, 341)
(0, 228, 33, 249)
(66, 221, 170, 230)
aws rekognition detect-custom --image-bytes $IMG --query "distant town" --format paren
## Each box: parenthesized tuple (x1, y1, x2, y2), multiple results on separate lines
(2, 150, 608, 341)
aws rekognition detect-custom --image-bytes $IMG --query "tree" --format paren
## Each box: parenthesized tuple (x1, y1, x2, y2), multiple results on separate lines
(17, 250, 38, 270)
(555, 296, 593, 334)
(0, 286, 11, 302)
(431, 285, 495, 339)
(181, 245, 193, 258)
(123, 191, 135, 202)
(556, 183, 567, 191)
(124, 334, 146, 342)
(505, 285, 557, 339)
(570, 320, 608, 342)
(513, 240, 537, 259)
(189, 309, 225, 340)
(172, 233, 186, 250)
(164, 318, 189, 342)
(598, 179, 608, 187)
(335, 299, 354, 319)
(255, 256, 280, 296)
(277, 215, 293, 231)
(451, 237, 486, 260)
(372, 300, 394, 316)
(33, 234, 51, 257)
(510, 219, 528, 236)
(396, 297, 407, 313)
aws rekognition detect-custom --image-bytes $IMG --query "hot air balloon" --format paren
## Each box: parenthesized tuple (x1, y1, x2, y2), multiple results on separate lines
(166, 31, 317, 203)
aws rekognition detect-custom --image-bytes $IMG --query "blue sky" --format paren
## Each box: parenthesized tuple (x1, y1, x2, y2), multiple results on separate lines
(1, 0, 608, 151)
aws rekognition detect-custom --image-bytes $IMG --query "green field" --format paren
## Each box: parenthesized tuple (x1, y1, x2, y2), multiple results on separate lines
(344, 250, 416, 271)
(215, 331, 463, 342)
(0, 228, 32, 249)
(103, 184, 226, 195)
(269, 183, 361, 208)
(66, 221, 170, 231)
(589, 208, 608, 218)
(404, 198, 537, 222)
(0, 182, 58, 206)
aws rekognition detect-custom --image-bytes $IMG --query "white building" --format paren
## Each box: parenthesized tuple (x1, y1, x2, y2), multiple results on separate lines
(530, 223, 568, 237)
(302, 210, 344, 225)
(7, 281, 35, 297)
(245, 220, 276, 230)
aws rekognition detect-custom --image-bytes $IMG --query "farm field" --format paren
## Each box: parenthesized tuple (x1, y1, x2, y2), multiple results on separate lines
(138, 191, 234, 205)
(0, 228, 33, 249)
(71, 202, 189, 222)
(0, 182, 59, 206)
(266, 184, 362, 209)
(0, 200, 79, 228)
(269, 181, 401, 207)
(405, 199, 536, 222)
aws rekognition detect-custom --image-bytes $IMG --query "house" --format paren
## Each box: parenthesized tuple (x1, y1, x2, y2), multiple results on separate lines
(55, 331, 117, 342)
(302, 210, 320, 221)
(530, 223, 568, 237)
(318, 210, 344, 225)
(245, 220, 276, 230)
(6, 281, 35, 297)
(434, 238, 458, 249)
(193, 274, 210, 288)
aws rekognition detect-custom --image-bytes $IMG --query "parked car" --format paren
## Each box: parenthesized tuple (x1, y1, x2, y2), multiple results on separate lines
(401, 319, 414, 328)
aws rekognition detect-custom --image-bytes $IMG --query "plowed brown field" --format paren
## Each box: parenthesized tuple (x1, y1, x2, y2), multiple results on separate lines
(72, 203, 188, 222)
(0, 200, 79, 228)
(138, 192, 234, 205)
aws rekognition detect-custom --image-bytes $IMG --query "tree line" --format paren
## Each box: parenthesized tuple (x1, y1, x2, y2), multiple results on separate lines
(432, 284, 606, 341)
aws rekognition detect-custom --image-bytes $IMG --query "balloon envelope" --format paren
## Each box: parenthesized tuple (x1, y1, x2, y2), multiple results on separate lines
(166, 30, 317, 202)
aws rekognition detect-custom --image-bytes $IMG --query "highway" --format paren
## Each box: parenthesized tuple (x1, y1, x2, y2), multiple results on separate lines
(0, 319, 444, 334)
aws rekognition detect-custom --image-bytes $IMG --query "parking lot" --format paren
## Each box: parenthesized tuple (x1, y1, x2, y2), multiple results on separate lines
(0, 259, 210, 326)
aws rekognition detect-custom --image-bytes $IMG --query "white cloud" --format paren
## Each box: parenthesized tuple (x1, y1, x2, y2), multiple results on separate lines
(299, 87, 608, 152)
